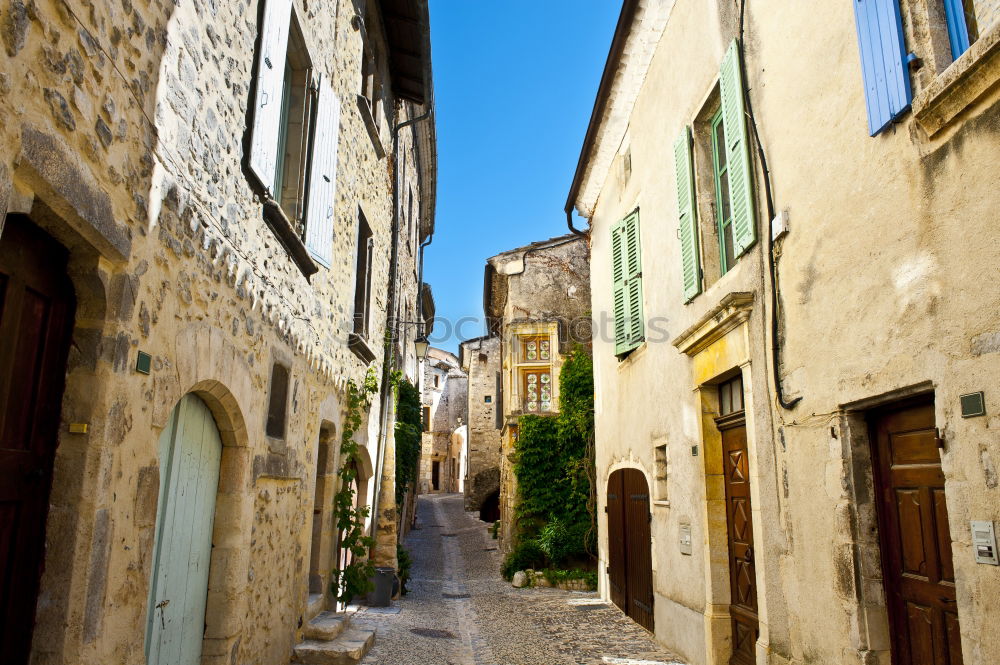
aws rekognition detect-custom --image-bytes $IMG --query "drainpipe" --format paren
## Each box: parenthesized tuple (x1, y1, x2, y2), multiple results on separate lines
(369, 106, 433, 568)
(737, 0, 801, 411)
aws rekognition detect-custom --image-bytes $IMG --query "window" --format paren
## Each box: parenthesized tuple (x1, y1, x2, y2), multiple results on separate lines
(654, 444, 669, 502)
(710, 109, 736, 274)
(718, 374, 745, 416)
(611, 211, 644, 356)
(266, 362, 290, 438)
(353, 210, 374, 339)
(423, 406, 431, 432)
(248, 0, 340, 268)
(484, 395, 492, 404)
(521, 368, 553, 413)
(433, 375, 440, 388)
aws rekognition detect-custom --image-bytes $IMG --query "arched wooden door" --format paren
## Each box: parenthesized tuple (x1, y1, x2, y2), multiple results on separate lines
(0, 216, 76, 664)
(146, 394, 222, 665)
(607, 468, 654, 631)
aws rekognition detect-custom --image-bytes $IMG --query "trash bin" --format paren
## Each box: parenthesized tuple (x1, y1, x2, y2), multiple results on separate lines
(366, 567, 395, 607)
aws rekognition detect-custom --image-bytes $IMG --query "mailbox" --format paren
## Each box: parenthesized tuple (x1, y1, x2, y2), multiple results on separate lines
(972, 521, 999, 566)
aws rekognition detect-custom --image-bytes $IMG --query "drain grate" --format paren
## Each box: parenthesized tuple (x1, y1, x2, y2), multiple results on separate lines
(410, 628, 457, 639)
(442, 592, 470, 599)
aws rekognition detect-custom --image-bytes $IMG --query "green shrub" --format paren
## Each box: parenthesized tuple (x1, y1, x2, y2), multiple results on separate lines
(397, 543, 413, 595)
(537, 518, 590, 566)
(490, 520, 500, 539)
(501, 539, 546, 580)
(540, 568, 598, 589)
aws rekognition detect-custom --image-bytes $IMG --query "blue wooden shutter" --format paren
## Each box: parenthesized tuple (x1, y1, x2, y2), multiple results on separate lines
(249, 0, 293, 192)
(943, 0, 972, 59)
(674, 127, 701, 302)
(852, 0, 912, 136)
(304, 75, 340, 268)
(719, 41, 757, 258)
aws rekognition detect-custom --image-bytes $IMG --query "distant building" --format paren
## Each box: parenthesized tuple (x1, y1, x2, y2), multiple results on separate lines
(419, 347, 468, 494)
(476, 234, 591, 552)
(460, 335, 503, 521)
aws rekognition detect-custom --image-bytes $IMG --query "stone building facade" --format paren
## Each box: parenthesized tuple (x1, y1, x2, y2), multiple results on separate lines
(418, 347, 467, 494)
(459, 334, 502, 520)
(479, 234, 591, 553)
(0, 0, 435, 663)
(569, 1, 1000, 664)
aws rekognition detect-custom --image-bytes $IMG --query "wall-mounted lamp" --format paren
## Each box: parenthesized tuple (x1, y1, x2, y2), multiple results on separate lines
(414, 336, 430, 362)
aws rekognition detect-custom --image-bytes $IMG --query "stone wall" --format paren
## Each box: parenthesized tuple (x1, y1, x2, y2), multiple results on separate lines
(418, 348, 467, 493)
(460, 336, 502, 513)
(0, 0, 432, 663)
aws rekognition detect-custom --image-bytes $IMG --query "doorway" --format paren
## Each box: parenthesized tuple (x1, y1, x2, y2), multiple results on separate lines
(869, 398, 962, 665)
(432, 460, 440, 491)
(606, 468, 654, 631)
(145, 394, 223, 665)
(0, 215, 76, 664)
(716, 374, 757, 665)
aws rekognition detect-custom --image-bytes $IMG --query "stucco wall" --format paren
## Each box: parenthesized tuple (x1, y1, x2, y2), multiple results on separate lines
(580, 1, 1000, 664)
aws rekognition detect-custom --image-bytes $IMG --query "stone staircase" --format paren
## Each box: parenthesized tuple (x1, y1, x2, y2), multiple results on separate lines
(292, 610, 376, 665)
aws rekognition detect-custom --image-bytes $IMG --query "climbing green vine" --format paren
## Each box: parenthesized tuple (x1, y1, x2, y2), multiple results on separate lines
(331, 367, 379, 604)
(504, 347, 596, 578)
(393, 373, 422, 506)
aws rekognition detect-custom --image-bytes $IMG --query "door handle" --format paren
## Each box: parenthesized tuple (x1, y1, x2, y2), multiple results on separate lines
(939, 597, 956, 604)
(744, 547, 753, 563)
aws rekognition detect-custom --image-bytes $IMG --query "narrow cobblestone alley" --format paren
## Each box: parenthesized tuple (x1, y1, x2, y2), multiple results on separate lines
(357, 494, 682, 665)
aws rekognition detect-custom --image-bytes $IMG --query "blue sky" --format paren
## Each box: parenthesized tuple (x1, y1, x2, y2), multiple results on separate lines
(423, 1, 621, 353)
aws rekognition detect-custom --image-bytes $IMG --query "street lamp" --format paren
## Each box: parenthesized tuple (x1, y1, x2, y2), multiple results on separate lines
(414, 336, 430, 362)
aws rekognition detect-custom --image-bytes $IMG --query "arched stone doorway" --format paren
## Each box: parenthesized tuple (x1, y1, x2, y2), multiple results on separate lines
(479, 490, 500, 523)
(145, 393, 223, 665)
(607, 468, 654, 632)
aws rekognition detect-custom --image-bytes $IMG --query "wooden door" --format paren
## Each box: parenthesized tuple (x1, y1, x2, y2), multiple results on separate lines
(0, 216, 75, 665)
(606, 469, 654, 631)
(146, 394, 222, 665)
(607, 470, 626, 612)
(721, 419, 758, 665)
(623, 469, 654, 631)
(871, 400, 962, 665)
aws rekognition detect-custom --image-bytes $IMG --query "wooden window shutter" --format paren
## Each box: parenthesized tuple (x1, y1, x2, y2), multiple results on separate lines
(304, 75, 340, 268)
(623, 212, 644, 348)
(674, 127, 701, 302)
(719, 40, 757, 259)
(852, 0, 912, 136)
(249, 0, 293, 194)
(611, 219, 628, 355)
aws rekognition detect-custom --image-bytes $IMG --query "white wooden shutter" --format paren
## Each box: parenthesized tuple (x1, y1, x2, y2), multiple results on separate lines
(249, 0, 293, 194)
(304, 75, 340, 268)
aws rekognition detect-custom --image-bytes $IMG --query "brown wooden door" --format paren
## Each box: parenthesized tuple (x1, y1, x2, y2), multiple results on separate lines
(871, 400, 963, 665)
(606, 470, 626, 612)
(721, 419, 758, 665)
(0, 216, 75, 664)
(623, 468, 654, 631)
(607, 468, 654, 632)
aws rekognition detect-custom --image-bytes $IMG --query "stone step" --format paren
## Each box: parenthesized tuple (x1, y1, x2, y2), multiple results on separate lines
(293, 626, 376, 665)
(303, 611, 350, 641)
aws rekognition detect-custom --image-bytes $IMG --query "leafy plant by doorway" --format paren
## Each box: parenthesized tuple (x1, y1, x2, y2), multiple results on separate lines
(332, 368, 378, 604)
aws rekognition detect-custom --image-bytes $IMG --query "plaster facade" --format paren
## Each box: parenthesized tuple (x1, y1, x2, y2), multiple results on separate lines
(0, 0, 434, 663)
(572, 2, 1000, 665)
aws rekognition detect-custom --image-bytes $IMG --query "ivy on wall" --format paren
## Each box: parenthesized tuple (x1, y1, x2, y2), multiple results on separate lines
(509, 347, 596, 571)
(393, 375, 422, 505)
(331, 368, 379, 604)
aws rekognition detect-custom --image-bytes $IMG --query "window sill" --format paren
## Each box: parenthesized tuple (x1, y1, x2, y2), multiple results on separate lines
(653, 500, 670, 508)
(357, 95, 387, 159)
(913, 24, 1000, 137)
(348, 332, 377, 363)
(616, 340, 648, 369)
(262, 199, 319, 278)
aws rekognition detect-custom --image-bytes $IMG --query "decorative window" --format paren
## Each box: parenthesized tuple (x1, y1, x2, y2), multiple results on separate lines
(521, 369, 553, 413)
(521, 336, 551, 362)
(718, 374, 745, 416)
(248, 0, 340, 268)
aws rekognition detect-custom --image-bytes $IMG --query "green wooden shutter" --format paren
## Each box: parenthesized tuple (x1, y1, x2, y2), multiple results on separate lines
(611, 219, 628, 355)
(719, 40, 757, 258)
(623, 212, 644, 348)
(674, 127, 701, 302)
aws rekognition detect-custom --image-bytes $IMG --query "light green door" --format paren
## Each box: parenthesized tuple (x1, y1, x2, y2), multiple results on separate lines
(145, 394, 222, 665)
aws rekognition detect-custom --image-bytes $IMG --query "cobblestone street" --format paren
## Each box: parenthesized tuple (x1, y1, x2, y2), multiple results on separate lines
(358, 494, 683, 665)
